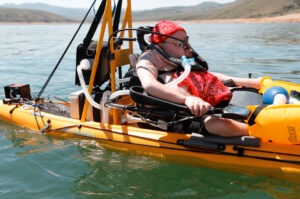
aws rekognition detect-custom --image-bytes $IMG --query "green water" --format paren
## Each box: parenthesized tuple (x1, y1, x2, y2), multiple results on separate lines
(0, 23, 300, 198)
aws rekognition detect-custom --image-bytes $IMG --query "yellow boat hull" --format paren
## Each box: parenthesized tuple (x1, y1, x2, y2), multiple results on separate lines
(247, 77, 300, 144)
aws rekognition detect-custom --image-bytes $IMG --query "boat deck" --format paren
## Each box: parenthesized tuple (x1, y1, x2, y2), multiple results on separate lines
(39, 102, 70, 118)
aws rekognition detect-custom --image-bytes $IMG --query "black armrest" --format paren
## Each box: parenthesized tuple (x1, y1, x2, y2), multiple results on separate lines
(130, 86, 190, 112)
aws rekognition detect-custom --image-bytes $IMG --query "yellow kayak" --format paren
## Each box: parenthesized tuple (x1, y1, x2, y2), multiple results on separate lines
(1, 0, 300, 183)
(1, 76, 300, 183)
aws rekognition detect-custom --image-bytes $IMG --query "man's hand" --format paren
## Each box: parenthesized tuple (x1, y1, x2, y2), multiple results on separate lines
(184, 96, 212, 117)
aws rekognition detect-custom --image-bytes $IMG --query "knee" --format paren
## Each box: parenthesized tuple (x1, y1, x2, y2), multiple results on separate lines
(203, 116, 223, 135)
(203, 116, 249, 137)
(204, 116, 220, 127)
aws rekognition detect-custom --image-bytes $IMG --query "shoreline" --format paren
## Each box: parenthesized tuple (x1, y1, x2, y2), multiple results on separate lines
(135, 13, 300, 24)
(1, 13, 300, 25)
(0, 21, 78, 25)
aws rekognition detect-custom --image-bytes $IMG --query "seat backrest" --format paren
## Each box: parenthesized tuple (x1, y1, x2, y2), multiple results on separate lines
(122, 54, 141, 89)
(229, 88, 263, 107)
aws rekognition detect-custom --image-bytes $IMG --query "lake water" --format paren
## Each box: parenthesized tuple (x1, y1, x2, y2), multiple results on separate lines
(0, 23, 300, 198)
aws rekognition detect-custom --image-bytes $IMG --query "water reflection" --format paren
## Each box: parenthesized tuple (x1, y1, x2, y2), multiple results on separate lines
(1, 122, 300, 198)
(73, 141, 300, 198)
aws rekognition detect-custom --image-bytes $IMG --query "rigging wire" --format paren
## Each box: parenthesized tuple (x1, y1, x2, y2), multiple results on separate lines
(37, 0, 97, 99)
(112, 0, 117, 16)
(93, 0, 97, 21)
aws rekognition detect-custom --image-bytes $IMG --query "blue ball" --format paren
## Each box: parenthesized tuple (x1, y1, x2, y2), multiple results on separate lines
(263, 86, 290, 104)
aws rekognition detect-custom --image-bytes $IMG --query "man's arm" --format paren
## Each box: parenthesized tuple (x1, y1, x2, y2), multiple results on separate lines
(136, 59, 186, 104)
(211, 72, 261, 89)
(136, 59, 211, 116)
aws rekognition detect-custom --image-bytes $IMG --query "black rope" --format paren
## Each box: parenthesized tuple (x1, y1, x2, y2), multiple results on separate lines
(48, 95, 70, 105)
(33, 106, 41, 131)
(112, 0, 117, 17)
(37, 0, 97, 99)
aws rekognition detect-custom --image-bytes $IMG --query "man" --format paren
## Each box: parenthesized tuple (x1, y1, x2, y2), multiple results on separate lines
(136, 20, 261, 137)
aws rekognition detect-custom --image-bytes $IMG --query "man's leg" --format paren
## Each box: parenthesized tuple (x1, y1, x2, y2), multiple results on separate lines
(204, 116, 249, 137)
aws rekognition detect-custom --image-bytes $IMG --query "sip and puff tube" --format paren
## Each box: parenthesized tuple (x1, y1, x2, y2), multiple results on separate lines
(165, 56, 192, 87)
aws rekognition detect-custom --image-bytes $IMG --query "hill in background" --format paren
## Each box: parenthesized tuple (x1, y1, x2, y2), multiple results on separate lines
(0, 7, 74, 22)
(1, 3, 90, 21)
(133, 0, 300, 21)
(0, 0, 300, 23)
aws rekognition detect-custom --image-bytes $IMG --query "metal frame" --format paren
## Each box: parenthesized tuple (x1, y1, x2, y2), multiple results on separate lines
(80, 0, 133, 124)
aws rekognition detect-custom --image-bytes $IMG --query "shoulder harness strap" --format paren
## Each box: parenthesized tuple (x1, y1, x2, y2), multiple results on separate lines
(147, 43, 208, 73)
(148, 43, 182, 67)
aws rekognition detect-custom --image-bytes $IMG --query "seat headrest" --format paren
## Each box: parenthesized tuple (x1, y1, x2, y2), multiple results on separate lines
(137, 26, 153, 52)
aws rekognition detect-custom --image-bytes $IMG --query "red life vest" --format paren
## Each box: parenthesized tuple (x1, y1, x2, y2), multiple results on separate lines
(173, 71, 232, 106)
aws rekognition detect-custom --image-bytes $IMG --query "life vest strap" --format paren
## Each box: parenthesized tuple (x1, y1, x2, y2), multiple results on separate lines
(248, 105, 268, 126)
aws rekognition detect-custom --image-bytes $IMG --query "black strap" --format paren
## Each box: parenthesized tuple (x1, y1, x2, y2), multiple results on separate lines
(191, 49, 208, 70)
(113, 0, 122, 33)
(137, 26, 154, 51)
(83, 0, 107, 48)
(158, 68, 177, 75)
(148, 43, 209, 73)
(248, 105, 268, 126)
(148, 43, 182, 67)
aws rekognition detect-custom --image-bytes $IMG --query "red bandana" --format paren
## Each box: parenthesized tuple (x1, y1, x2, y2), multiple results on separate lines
(173, 71, 232, 106)
(148, 20, 186, 44)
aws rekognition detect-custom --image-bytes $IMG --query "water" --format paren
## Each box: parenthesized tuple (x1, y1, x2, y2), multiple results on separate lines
(0, 23, 300, 198)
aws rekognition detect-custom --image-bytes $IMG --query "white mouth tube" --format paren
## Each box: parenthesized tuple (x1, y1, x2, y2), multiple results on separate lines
(165, 56, 191, 87)
(77, 59, 102, 110)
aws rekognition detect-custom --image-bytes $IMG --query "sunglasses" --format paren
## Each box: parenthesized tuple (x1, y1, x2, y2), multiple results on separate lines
(163, 36, 189, 48)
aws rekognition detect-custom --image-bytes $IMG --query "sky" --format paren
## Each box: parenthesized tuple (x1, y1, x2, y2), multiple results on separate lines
(0, 0, 235, 10)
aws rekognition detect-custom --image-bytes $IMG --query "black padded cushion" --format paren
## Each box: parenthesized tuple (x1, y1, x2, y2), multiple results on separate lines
(130, 86, 190, 112)
(229, 88, 263, 107)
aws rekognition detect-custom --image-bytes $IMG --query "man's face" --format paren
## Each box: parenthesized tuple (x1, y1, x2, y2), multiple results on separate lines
(159, 30, 193, 59)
